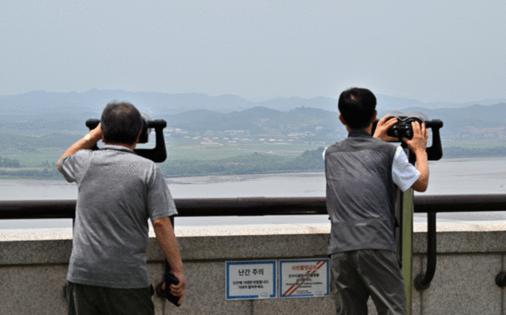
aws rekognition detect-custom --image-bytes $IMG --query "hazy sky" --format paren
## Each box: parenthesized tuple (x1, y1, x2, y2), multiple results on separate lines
(1, 0, 505, 102)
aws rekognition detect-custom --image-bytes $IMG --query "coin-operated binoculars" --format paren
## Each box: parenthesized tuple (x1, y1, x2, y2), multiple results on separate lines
(86, 118, 181, 306)
(384, 116, 443, 161)
(375, 115, 443, 315)
(86, 118, 167, 162)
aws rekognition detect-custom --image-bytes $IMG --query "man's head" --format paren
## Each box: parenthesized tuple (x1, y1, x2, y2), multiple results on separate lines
(101, 101, 143, 145)
(338, 87, 377, 130)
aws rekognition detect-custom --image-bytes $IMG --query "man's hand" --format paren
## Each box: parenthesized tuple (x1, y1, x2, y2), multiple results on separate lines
(373, 116, 398, 142)
(404, 121, 428, 154)
(56, 124, 103, 169)
(153, 217, 186, 305)
(170, 271, 186, 303)
(87, 124, 103, 142)
(404, 121, 429, 192)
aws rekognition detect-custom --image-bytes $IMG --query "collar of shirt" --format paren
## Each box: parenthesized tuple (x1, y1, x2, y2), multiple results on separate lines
(101, 144, 134, 153)
(347, 129, 372, 138)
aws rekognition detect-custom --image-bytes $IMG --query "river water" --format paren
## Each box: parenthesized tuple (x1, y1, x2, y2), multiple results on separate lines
(1, 157, 505, 229)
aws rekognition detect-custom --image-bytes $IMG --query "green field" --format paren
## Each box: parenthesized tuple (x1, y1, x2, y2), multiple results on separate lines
(166, 143, 318, 161)
(2, 138, 506, 179)
(1, 148, 59, 167)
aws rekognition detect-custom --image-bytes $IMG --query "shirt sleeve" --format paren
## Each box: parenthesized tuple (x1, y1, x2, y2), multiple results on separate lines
(392, 146, 420, 192)
(57, 150, 93, 183)
(147, 164, 178, 221)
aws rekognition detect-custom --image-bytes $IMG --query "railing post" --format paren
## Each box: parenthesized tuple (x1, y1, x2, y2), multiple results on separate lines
(415, 211, 437, 290)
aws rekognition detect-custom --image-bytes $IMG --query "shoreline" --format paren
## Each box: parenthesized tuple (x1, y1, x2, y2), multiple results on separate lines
(1, 155, 506, 182)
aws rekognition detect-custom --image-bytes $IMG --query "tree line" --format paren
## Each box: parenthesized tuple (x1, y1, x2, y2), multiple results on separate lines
(1, 146, 506, 179)
(0, 156, 21, 168)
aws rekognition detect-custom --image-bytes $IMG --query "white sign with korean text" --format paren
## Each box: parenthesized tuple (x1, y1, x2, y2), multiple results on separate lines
(280, 258, 330, 298)
(225, 260, 276, 300)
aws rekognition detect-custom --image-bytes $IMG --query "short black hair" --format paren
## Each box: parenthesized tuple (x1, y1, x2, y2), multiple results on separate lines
(101, 101, 143, 145)
(338, 87, 377, 129)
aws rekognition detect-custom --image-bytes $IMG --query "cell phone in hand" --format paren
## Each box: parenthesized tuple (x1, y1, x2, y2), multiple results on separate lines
(155, 261, 181, 307)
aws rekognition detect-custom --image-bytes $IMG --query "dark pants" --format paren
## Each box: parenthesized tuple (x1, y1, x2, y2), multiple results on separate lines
(331, 250, 406, 315)
(67, 282, 154, 315)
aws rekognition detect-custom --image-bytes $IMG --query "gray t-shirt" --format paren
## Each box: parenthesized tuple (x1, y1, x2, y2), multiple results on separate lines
(58, 144, 177, 288)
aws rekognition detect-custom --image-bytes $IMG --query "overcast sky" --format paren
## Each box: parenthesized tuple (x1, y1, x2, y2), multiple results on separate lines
(1, 0, 505, 102)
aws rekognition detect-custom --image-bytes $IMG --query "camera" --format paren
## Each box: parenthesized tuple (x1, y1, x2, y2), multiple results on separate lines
(386, 116, 423, 140)
(372, 115, 444, 162)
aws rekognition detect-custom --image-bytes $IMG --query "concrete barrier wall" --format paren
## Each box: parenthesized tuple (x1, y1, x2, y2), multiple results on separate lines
(1, 225, 506, 315)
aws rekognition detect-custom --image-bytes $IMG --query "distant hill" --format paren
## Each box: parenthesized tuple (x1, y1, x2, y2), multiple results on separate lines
(3, 89, 502, 118)
(1, 89, 506, 143)
(170, 106, 340, 137)
(1, 89, 505, 151)
(1, 90, 506, 178)
(399, 104, 506, 127)
(170, 103, 506, 140)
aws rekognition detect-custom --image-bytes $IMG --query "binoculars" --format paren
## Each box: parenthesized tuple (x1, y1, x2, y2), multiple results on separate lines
(85, 119, 168, 163)
(373, 116, 444, 162)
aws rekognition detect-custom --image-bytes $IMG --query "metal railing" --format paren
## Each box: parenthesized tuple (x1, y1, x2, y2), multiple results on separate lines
(1, 194, 506, 290)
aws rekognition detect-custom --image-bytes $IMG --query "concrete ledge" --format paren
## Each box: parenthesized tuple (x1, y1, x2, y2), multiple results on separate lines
(2, 224, 506, 314)
(0, 239, 72, 265)
(414, 230, 506, 254)
(3, 224, 506, 265)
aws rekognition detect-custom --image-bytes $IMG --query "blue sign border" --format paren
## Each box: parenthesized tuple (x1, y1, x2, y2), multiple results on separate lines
(225, 260, 277, 300)
(279, 258, 330, 299)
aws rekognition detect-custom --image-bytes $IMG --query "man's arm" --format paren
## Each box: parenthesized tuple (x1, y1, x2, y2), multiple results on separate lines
(152, 217, 186, 300)
(56, 125, 102, 170)
(376, 116, 429, 192)
(405, 122, 429, 192)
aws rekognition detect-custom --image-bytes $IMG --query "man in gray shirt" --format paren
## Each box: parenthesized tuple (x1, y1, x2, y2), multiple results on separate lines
(325, 88, 429, 315)
(57, 102, 185, 315)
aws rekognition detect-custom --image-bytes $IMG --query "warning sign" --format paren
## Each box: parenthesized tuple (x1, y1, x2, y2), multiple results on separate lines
(225, 260, 276, 300)
(280, 258, 330, 298)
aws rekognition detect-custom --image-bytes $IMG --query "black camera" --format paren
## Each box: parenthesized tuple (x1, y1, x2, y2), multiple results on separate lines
(387, 116, 423, 140)
(85, 118, 168, 163)
(372, 115, 444, 162)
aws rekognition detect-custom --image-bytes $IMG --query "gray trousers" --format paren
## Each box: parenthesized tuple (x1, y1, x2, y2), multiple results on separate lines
(67, 282, 154, 315)
(331, 250, 406, 315)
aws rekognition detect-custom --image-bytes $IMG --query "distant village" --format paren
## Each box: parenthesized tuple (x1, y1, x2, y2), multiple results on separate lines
(165, 127, 330, 146)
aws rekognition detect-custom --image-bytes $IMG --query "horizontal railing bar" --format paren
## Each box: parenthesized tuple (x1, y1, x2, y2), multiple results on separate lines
(413, 194, 506, 212)
(0, 194, 506, 220)
(174, 197, 326, 216)
(0, 200, 76, 219)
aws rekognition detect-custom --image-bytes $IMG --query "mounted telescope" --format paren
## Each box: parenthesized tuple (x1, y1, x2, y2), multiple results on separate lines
(375, 115, 444, 315)
(85, 118, 168, 163)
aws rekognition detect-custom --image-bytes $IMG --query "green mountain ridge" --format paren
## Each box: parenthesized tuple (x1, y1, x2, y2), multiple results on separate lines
(1, 91, 505, 178)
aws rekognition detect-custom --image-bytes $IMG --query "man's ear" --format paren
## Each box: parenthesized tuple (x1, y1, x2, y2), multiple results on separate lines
(135, 130, 142, 144)
(339, 114, 346, 125)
